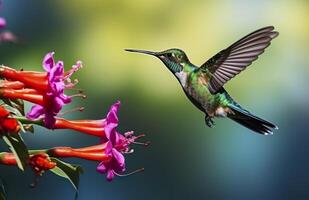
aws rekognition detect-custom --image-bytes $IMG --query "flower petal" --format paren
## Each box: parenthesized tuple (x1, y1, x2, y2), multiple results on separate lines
(44, 111, 56, 129)
(106, 169, 115, 182)
(0, 106, 9, 118)
(96, 162, 107, 173)
(43, 52, 55, 72)
(0, 17, 6, 29)
(54, 61, 64, 76)
(104, 141, 113, 154)
(53, 96, 66, 113)
(64, 61, 83, 80)
(2, 118, 18, 133)
(112, 148, 125, 168)
(104, 123, 118, 141)
(50, 81, 65, 94)
(110, 131, 122, 146)
(26, 105, 44, 119)
(104, 123, 118, 140)
(49, 61, 64, 83)
(58, 93, 71, 104)
(106, 101, 120, 125)
(104, 101, 121, 139)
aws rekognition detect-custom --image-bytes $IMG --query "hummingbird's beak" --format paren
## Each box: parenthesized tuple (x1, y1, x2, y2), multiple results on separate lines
(125, 49, 158, 56)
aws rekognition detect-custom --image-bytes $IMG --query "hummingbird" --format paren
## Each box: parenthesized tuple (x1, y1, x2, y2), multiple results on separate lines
(126, 26, 279, 135)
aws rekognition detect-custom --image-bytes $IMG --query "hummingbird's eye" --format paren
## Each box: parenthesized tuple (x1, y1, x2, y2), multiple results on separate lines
(176, 54, 183, 60)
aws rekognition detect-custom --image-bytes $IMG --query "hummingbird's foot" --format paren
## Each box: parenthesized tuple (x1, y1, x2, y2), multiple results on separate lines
(205, 116, 215, 128)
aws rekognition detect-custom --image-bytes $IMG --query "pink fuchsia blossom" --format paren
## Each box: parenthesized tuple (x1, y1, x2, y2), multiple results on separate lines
(0, 52, 83, 128)
(96, 101, 148, 181)
(0, 17, 6, 28)
(52, 101, 124, 137)
(26, 52, 83, 128)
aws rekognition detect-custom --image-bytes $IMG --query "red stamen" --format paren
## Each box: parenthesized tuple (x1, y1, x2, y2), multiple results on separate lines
(65, 87, 83, 93)
(58, 106, 84, 116)
(70, 93, 87, 99)
(122, 149, 134, 154)
(132, 141, 150, 147)
(64, 78, 79, 89)
(129, 133, 150, 147)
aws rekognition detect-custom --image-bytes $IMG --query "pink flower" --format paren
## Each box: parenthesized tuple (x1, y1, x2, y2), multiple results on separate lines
(96, 101, 148, 181)
(26, 52, 83, 128)
(0, 17, 6, 29)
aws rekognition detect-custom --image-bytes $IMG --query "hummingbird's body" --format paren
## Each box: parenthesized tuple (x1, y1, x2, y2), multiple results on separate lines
(126, 26, 279, 135)
(175, 62, 233, 118)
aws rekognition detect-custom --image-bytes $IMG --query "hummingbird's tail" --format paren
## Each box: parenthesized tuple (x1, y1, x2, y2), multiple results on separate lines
(227, 104, 278, 135)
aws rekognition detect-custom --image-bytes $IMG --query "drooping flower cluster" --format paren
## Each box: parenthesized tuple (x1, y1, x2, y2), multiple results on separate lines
(26, 52, 83, 128)
(0, 52, 83, 128)
(96, 101, 147, 181)
(0, 51, 148, 195)
(0, 101, 147, 181)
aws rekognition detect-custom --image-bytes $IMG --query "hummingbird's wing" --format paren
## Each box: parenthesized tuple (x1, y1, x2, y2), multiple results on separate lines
(198, 26, 278, 94)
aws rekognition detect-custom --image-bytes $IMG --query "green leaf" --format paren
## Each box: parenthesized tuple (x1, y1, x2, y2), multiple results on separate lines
(21, 124, 34, 134)
(2, 134, 29, 171)
(16, 120, 26, 133)
(0, 179, 6, 200)
(1, 104, 21, 116)
(11, 99, 25, 115)
(0, 98, 25, 116)
(50, 158, 83, 191)
(0, 99, 13, 108)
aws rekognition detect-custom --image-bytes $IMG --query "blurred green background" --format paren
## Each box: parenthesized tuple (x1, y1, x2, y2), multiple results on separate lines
(0, 0, 309, 199)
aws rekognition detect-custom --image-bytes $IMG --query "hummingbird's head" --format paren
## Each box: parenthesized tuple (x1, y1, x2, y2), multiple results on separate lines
(125, 48, 190, 74)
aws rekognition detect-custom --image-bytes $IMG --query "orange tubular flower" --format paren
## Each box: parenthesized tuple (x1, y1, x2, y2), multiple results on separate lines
(0, 52, 83, 128)
(51, 101, 122, 137)
(0, 144, 111, 167)
(0, 66, 48, 91)
(53, 118, 105, 137)
(0, 88, 44, 105)
(0, 80, 25, 89)
(48, 144, 111, 162)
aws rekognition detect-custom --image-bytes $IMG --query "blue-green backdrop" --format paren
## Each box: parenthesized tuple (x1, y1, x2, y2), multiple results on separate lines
(0, 0, 308, 199)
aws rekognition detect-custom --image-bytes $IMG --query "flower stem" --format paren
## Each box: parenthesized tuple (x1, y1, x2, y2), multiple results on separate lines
(0, 144, 110, 167)
(11, 116, 43, 126)
(54, 118, 105, 137)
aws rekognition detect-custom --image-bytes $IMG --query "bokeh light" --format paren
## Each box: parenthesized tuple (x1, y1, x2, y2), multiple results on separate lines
(0, 0, 308, 199)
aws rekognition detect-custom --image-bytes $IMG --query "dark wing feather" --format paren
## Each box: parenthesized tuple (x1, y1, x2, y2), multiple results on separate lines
(199, 26, 278, 94)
